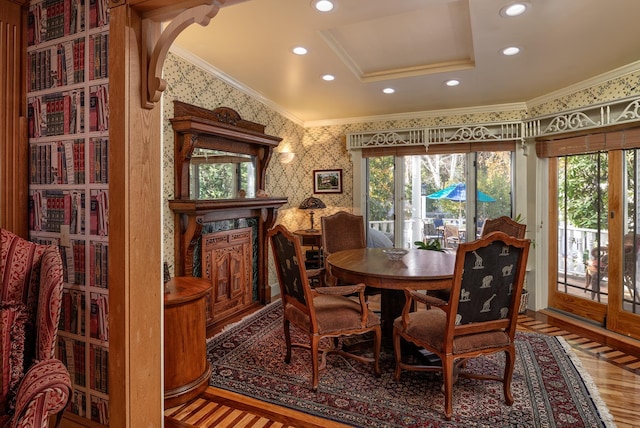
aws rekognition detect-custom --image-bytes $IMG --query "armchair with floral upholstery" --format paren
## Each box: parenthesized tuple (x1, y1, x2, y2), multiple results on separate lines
(0, 228, 72, 428)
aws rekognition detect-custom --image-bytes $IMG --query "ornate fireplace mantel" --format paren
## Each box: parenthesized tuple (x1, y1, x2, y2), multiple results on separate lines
(169, 102, 286, 305)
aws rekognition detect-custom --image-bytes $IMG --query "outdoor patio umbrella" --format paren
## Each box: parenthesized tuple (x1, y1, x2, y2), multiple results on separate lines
(426, 183, 496, 218)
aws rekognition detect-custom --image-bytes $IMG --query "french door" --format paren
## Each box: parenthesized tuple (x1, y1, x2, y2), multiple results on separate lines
(550, 150, 640, 339)
(364, 150, 513, 249)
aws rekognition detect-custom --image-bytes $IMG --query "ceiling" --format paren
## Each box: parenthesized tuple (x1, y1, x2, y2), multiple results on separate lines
(172, 0, 640, 124)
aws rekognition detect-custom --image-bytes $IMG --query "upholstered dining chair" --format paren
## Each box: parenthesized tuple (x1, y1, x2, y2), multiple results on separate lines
(481, 216, 526, 239)
(0, 228, 72, 428)
(393, 231, 530, 420)
(321, 211, 366, 287)
(432, 216, 527, 302)
(268, 225, 381, 391)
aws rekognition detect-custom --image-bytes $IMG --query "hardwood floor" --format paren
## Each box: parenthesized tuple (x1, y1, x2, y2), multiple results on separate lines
(164, 309, 640, 428)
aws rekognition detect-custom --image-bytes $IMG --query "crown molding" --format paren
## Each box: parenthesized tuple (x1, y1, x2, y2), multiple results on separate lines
(303, 102, 528, 128)
(525, 60, 640, 110)
(168, 45, 305, 126)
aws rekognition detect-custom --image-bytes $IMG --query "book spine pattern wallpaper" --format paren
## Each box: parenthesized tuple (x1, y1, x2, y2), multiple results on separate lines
(27, 0, 110, 424)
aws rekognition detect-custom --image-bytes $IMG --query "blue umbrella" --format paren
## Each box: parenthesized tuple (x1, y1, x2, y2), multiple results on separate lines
(426, 183, 496, 203)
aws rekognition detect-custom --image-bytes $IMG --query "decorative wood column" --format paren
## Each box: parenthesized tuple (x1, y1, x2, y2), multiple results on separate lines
(0, 0, 28, 236)
(106, 1, 251, 426)
(108, 3, 163, 427)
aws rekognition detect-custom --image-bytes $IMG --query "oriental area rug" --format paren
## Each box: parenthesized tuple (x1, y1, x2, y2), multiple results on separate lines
(206, 301, 616, 428)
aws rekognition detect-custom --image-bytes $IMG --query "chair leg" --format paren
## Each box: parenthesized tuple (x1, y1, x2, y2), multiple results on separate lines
(503, 347, 515, 405)
(283, 319, 292, 364)
(393, 328, 403, 381)
(311, 335, 321, 391)
(373, 327, 382, 377)
(442, 355, 454, 420)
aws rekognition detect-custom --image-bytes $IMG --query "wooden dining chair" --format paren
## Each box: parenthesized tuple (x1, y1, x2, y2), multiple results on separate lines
(268, 225, 381, 391)
(432, 215, 527, 302)
(393, 231, 530, 420)
(321, 211, 366, 286)
(481, 216, 526, 239)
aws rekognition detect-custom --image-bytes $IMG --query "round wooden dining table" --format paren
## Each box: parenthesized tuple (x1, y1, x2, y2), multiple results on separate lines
(326, 247, 456, 345)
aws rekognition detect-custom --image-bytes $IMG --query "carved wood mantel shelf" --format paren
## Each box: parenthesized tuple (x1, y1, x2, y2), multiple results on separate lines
(169, 197, 287, 281)
(169, 102, 287, 309)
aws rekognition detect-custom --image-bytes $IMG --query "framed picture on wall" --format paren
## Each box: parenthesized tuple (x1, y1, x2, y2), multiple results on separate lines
(313, 169, 342, 194)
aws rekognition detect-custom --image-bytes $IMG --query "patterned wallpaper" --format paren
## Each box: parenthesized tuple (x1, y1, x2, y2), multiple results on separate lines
(162, 52, 640, 282)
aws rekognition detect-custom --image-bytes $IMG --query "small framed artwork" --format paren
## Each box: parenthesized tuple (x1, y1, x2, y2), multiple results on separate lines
(313, 169, 342, 194)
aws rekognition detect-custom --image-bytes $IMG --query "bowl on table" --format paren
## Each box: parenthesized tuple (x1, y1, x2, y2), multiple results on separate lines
(382, 248, 409, 261)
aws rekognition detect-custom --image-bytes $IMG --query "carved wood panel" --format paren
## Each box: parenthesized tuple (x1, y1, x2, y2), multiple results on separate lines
(201, 227, 252, 327)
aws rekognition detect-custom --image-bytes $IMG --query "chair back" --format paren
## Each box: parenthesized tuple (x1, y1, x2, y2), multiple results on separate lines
(1, 228, 64, 362)
(433, 218, 444, 229)
(321, 211, 365, 257)
(447, 231, 530, 344)
(423, 222, 438, 238)
(481, 216, 526, 239)
(268, 225, 314, 315)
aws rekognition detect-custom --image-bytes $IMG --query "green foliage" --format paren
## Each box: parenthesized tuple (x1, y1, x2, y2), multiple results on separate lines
(414, 239, 445, 252)
(558, 154, 608, 229)
(196, 164, 233, 199)
(367, 156, 395, 221)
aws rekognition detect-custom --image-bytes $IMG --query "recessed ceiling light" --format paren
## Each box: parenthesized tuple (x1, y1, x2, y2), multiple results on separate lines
(292, 46, 308, 55)
(313, 0, 334, 12)
(445, 79, 460, 87)
(322, 74, 335, 81)
(500, 2, 530, 17)
(382, 88, 395, 94)
(501, 46, 520, 56)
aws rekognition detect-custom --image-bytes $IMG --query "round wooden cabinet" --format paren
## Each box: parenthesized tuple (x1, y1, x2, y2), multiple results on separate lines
(163, 276, 212, 409)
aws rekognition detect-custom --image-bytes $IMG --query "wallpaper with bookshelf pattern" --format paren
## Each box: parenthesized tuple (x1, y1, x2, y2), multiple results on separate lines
(162, 52, 640, 282)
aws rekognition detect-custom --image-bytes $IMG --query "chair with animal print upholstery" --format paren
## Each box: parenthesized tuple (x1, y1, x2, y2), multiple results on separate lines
(393, 231, 530, 420)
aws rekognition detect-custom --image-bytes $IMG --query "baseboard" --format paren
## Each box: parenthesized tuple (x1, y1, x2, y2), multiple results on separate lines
(269, 282, 280, 300)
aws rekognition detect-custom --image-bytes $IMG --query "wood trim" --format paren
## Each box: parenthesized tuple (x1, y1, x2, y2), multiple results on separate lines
(108, 4, 163, 427)
(0, 0, 28, 235)
(361, 141, 516, 157)
(536, 126, 640, 157)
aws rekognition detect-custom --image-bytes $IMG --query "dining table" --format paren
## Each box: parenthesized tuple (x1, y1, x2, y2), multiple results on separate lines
(326, 247, 456, 346)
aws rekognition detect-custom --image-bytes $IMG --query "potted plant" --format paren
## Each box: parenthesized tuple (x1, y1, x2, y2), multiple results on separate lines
(414, 238, 445, 252)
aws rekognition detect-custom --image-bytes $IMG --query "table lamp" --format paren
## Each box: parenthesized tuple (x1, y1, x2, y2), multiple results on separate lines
(299, 196, 326, 232)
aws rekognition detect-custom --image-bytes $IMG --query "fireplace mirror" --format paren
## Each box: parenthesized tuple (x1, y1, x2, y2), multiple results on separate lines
(189, 148, 256, 199)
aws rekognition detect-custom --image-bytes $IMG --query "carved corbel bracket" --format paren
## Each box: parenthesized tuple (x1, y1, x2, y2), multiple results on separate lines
(141, 2, 220, 109)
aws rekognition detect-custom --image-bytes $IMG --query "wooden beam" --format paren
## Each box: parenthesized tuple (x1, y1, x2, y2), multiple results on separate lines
(108, 4, 163, 426)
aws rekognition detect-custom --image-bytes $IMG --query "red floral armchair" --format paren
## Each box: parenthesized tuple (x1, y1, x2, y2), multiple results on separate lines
(0, 228, 71, 428)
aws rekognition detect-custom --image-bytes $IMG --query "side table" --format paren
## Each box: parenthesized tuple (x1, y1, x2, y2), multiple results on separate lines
(293, 229, 323, 269)
(163, 276, 212, 409)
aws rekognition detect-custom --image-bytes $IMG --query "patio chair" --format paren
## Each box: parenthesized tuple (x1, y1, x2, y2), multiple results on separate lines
(443, 224, 460, 248)
(585, 246, 608, 301)
(422, 221, 440, 242)
(393, 231, 530, 420)
(268, 225, 381, 391)
(433, 219, 445, 245)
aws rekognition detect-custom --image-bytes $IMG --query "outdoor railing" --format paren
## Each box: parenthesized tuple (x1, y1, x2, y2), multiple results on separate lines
(368, 219, 604, 280)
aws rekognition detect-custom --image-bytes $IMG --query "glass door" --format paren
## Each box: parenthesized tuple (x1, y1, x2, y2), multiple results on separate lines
(550, 150, 640, 339)
(364, 149, 513, 250)
(609, 150, 640, 338)
(550, 154, 609, 322)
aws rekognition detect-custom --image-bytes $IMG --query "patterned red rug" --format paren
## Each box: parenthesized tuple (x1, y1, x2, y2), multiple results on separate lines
(207, 301, 615, 427)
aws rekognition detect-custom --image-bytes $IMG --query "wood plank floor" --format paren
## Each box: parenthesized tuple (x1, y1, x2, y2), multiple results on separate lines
(165, 310, 640, 428)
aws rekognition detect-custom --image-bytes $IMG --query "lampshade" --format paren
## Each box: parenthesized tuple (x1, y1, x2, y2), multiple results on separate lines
(299, 197, 326, 232)
(299, 197, 326, 210)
